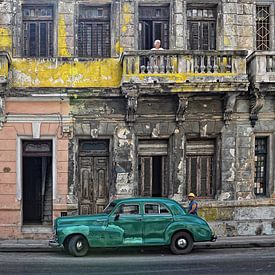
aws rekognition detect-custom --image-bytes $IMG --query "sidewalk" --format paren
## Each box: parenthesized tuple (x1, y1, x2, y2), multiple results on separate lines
(0, 235, 274, 252)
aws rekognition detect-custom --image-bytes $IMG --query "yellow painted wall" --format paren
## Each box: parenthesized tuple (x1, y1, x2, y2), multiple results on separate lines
(0, 28, 12, 52)
(58, 15, 71, 57)
(11, 58, 122, 88)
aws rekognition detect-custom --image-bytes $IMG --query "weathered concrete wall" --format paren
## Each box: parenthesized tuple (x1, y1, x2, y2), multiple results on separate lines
(222, 0, 254, 51)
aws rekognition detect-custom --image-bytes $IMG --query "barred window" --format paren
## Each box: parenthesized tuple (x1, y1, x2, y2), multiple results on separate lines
(187, 7, 216, 50)
(78, 6, 110, 57)
(254, 137, 267, 196)
(256, 6, 270, 51)
(22, 6, 53, 57)
(186, 140, 215, 198)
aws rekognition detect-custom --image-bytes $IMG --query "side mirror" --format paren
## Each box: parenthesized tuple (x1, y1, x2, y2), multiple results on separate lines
(114, 213, 120, 221)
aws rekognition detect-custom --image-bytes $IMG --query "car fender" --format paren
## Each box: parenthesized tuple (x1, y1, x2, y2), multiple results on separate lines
(58, 225, 90, 245)
(165, 219, 213, 243)
(164, 221, 195, 243)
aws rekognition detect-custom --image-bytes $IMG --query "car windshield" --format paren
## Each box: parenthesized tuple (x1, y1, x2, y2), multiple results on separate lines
(103, 202, 117, 214)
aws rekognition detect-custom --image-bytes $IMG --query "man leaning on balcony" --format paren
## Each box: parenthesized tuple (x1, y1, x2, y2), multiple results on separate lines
(151, 39, 164, 50)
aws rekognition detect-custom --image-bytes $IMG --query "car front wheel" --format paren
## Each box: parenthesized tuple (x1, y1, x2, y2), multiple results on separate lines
(170, 231, 193, 255)
(68, 235, 89, 257)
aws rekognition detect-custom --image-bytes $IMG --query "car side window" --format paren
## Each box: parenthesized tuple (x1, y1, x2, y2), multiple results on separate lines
(117, 204, 140, 215)
(144, 203, 171, 215)
(160, 204, 170, 214)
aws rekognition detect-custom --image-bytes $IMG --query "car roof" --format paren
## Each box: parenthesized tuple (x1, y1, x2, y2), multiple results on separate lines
(111, 197, 178, 204)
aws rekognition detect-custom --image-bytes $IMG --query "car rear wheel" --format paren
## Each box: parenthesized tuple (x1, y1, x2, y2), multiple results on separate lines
(68, 235, 89, 257)
(170, 231, 193, 255)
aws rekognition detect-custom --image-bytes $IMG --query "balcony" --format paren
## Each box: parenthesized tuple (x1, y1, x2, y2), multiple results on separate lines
(121, 50, 248, 92)
(247, 51, 275, 84)
(0, 51, 11, 85)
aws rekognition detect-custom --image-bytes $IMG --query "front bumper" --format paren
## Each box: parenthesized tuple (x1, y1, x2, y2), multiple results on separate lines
(49, 239, 61, 248)
(211, 235, 217, 242)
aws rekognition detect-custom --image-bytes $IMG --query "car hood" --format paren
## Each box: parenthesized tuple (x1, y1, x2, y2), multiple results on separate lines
(55, 214, 109, 227)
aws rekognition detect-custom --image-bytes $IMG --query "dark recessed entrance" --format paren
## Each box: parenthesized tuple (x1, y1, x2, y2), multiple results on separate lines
(138, 140, 168, 197)
(22, 140, 52, 225)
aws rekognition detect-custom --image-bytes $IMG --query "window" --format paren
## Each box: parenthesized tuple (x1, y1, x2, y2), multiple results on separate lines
(22, 6, 53, 57)
(144, 203, 170, 215)
(187, 7, 216, 50)
(186, 140, 215, 198)
(116, 204, 140, 215)
(254, 137, 267, 196)
(256, 6, 270, 50)
(78, 6, 110, 57)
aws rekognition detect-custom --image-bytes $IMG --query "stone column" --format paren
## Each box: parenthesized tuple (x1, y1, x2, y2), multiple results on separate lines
(170, 126, 185, 202)
(0, 0, 13, 54)
(219, 123, 237, 201)
(235, 124, 254, 200)
(119, 0, 135, 51)
(172, 0, 185, 49)
(58, 0, 75, 57)
(113, 125, 137, 199)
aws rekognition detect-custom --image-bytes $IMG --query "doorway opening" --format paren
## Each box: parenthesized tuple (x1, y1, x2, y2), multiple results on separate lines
(138, 140, 168, 197)
(22, 140, 52, 225)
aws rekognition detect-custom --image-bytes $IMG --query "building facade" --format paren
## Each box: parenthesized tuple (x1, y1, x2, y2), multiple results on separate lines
(0, 0, 274, 239)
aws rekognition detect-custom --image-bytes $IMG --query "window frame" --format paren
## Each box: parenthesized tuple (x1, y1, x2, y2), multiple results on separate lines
(77, 5, 111, 58)
(186, 139, 217, 199)
(115, 204, 140, 215)
(253, 134, 272, 197)
(22, 4, 54, 57)
(255, 1, 275, 50)
(143, 203, 171, 215)
(186, 5, 217, 50)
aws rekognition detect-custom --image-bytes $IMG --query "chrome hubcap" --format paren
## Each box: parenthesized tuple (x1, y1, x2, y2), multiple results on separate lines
(177, 238, 187, 249)
(76, 241, 83, 250)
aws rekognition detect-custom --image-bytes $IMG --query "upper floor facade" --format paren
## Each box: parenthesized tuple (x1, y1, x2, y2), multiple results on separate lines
(0, 0, 274, 90)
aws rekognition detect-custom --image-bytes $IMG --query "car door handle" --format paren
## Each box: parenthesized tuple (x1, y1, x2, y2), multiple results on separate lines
(135, 218, 142, 221)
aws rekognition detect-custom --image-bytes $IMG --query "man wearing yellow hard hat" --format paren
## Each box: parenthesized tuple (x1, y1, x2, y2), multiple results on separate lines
(187, 192, 198, 215)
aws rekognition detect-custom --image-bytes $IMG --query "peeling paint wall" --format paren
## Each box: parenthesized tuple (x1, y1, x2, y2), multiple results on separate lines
(11, 58, 122, 88)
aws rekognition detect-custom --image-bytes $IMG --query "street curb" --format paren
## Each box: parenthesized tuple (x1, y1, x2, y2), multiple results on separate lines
(1, 242, 275, 252)
(194, 242, 275, 249)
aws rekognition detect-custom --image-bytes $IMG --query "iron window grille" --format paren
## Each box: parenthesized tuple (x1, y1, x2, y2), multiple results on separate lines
(256, 6, 270, 51)
(78, 6, 111, 57)
(22, 6, 54, 57)
(254, 137, 267, 196)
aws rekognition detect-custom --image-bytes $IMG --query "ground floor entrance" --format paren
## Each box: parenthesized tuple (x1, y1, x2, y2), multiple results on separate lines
(78, 140, 110, 214)
(22, 140, 53, 225)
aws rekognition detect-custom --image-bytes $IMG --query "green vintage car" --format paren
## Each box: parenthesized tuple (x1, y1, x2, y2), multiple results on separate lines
(49, 197, 216, 257)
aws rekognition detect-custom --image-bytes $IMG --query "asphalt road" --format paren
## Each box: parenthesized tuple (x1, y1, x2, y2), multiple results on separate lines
(0, 247, 274, 275)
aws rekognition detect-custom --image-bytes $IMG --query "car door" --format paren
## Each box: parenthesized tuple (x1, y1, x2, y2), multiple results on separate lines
(142, 203, 173, 244)
(107, 203, 143, 246)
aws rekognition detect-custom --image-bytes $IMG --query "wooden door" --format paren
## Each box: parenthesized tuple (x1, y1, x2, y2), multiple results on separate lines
(79, 140, 109, 214)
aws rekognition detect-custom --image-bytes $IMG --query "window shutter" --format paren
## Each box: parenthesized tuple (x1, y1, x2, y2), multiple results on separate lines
(186, 140, 215, 198)
(29, 22, 37, 57)
(188, 22, 199, 50)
